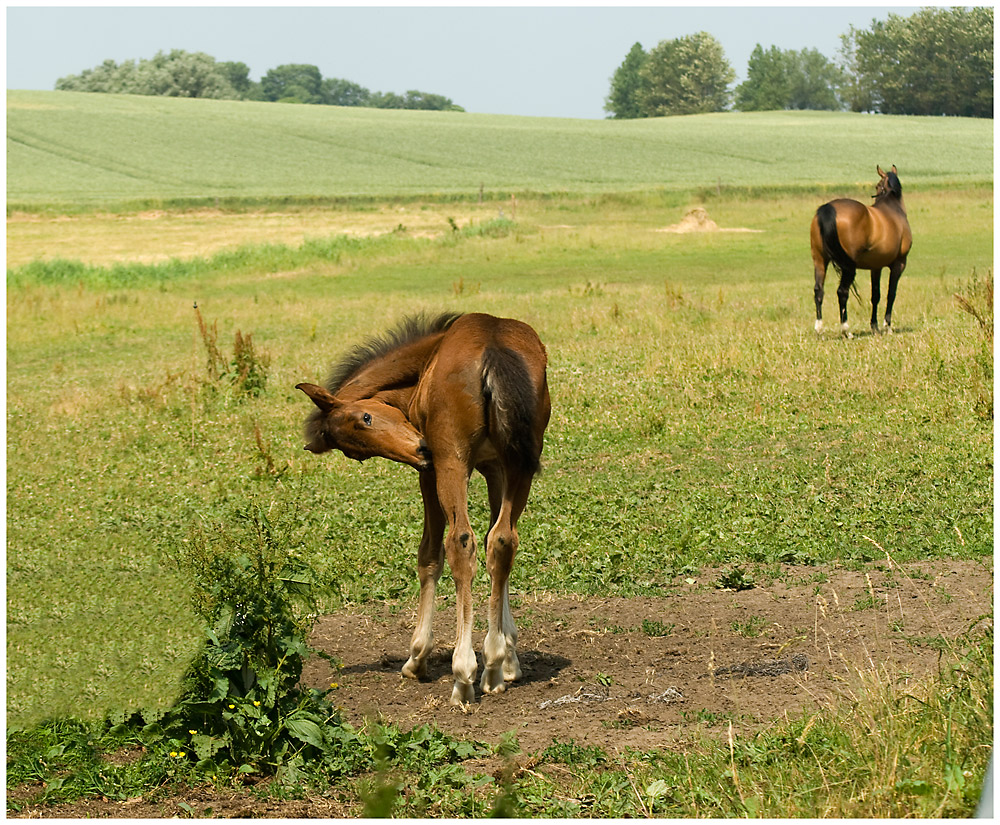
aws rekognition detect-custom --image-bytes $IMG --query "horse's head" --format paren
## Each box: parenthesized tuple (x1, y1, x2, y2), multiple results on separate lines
(874, 165, 902, 202)
(296, 383, 432, 471)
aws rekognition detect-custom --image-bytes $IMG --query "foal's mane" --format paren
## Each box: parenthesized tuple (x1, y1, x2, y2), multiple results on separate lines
(326, 312, 462, 393)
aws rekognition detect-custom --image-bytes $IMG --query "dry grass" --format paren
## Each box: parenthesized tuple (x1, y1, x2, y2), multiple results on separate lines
(6, 204, 500, 268)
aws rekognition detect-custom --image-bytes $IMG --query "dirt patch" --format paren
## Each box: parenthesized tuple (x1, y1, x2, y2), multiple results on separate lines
(9, 560, 991, 818)
(303, 560, 990, 755)
(656, 206, 762, 234)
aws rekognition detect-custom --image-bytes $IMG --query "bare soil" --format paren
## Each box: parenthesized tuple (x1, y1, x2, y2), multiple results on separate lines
(10, 560, 991, 818)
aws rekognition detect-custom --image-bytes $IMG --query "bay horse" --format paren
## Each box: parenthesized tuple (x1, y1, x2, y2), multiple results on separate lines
(810, 165, 912, 337)
(296, 312, 551, 705)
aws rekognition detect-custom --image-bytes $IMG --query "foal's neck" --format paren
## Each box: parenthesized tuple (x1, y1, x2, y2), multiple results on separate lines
(337, 333, 445, 405)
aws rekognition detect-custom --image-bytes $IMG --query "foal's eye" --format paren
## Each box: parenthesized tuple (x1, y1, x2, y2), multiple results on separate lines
(363, 413, 373, 426)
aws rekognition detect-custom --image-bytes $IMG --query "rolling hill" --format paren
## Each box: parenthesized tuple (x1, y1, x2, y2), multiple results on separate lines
(6, 89, 993, 208)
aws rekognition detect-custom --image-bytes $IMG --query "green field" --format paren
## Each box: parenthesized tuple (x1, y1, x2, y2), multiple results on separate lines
(7, 90, 993, 208)
(6, 92, 993, 815)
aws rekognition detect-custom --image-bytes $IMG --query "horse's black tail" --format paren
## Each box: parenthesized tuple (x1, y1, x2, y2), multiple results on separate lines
(481, 347, 543, 477)
(816, 203, 854, 278)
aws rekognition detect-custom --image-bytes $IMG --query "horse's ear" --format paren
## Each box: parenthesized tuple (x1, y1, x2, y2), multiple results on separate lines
(296, 382, 339, 412)
(891, 164, 897, 174)
(877, 165, 885, 177)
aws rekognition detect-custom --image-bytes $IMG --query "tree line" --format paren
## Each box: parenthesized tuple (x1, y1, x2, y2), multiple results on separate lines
(606, 7, 993, 119)
(55, 51, 463, 111)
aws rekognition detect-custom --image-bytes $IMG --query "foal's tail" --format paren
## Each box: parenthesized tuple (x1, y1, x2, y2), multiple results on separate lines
(815, 203, 854, 278)
(481, 347, 544, 477)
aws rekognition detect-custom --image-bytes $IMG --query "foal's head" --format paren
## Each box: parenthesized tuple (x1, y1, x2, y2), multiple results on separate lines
(296, 383, 432, 470)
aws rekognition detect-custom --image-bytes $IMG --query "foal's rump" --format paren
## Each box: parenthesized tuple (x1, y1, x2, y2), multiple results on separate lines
(481, 344, 545, 476)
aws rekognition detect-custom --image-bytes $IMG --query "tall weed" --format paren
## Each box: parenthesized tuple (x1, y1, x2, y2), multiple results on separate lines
(954, 268, 993, 419)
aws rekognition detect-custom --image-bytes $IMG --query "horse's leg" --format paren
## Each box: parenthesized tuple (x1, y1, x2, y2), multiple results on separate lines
(884, 258, 907, 333)
(812, 257, 827, 334)
(837, 264, 857, 339)
(481, 470, 532, 695)
(435, 460, 478, 705)
(870, 268, 882, 335)
(402, 471, 445, 680)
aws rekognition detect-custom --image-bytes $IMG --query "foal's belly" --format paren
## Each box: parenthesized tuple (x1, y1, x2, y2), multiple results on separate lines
(472, 439, 499, 466)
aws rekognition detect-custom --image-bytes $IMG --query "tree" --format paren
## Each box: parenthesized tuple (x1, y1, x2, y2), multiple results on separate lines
(260, 64, 323, 103)
(735, 45, 843, 111)
(321, 77, 371, 107)
(735, 45, 791, 111)
(787, 49, 844, 110)
(401, 90, 458, 111)
(53, 53, 464, 112)
(637, 32, 735, 116)
(841, 7, 993, 117)
(137, 50, 240, 99)
(220, 61, 257, 99)
(604, 42, 648, 119)
(56, 50, 239, 98)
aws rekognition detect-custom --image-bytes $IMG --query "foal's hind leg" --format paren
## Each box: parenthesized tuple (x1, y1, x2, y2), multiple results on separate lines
(837, 265, 857, 338)
(402, 472, 445, 681)
(480, 469, 532, 695)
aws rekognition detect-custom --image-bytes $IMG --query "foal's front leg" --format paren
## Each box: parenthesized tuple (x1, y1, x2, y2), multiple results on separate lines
(402, 471, 444, 680)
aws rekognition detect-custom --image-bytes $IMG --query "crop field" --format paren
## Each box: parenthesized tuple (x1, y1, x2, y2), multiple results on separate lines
(6, 92, 994, 817)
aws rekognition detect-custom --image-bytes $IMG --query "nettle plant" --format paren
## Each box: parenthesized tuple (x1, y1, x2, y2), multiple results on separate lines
(127, 502, 364, 782)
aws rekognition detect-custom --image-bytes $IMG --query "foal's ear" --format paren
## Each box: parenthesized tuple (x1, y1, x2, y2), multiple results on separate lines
(296, 382, 339, 411)
(891, 164, 897, 174)
(877, 165, 885, 177)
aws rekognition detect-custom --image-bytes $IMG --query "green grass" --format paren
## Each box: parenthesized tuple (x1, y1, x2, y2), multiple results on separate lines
(8, 90, 993, 209)
(7, 188, 992, 731)
(5, 94, 993, 814)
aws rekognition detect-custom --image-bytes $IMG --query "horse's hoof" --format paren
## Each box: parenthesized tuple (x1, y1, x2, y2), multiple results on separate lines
(814, 319, 824, 335)
(480, 668, 507, 695)
(503, 659, 522, 683)
(401, 658, 425, 680)
(449, 681, 475, 706)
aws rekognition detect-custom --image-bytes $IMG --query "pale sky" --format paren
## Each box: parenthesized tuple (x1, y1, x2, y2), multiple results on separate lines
(6, 4, 921, 119)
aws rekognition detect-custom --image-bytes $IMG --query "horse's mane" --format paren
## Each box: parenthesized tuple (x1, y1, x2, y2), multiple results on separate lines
(326, 312, 462, 393)
(875, 171, 903, 205)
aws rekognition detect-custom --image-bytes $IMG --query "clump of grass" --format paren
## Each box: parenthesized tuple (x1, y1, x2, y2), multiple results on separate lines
(194, 304, 269, 399)
(954, 267, 993, 419)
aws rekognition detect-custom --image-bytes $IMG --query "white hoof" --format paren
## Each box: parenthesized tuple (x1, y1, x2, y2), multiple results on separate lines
(814, 319, 823, 334)
(841, 322, 853, 340)
(480, 667, 507, 694)
(450, 680, 475, 706)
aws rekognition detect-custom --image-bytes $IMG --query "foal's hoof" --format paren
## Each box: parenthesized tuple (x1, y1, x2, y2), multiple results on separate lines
(449, 681, 475, 706)
(480, 667, 507, 695)
(401, 658, 426, 680)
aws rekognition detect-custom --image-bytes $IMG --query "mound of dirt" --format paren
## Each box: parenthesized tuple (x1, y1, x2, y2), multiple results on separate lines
(657, 206, 762, 234)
